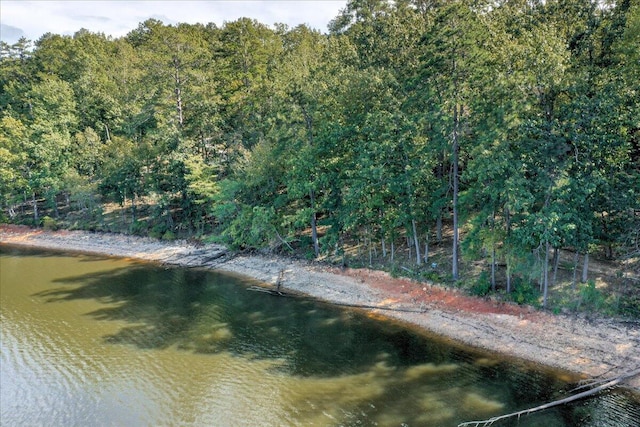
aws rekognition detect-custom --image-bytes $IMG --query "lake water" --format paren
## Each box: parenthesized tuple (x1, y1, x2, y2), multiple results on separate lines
(1, 245, 639, 426)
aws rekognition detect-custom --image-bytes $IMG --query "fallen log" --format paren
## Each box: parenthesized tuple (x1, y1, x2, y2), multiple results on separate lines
(458, 368, 640, 427)
(246, 285, 427, 314)
(201, 250, 227, 263)
(247, 285, 288, 297)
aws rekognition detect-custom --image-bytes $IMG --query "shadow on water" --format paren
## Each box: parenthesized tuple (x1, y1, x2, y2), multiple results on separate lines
(37, 262, 458, 376)
(7, 246, 639, 426)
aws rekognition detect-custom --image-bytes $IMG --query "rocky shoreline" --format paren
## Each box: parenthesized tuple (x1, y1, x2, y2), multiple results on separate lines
(1, 224, 639, 392)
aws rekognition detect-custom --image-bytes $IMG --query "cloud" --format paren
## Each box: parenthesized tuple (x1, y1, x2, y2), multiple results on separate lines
(0, 1, 347, 43)
(0, 23, 26, 44)
(70, 15, 112, 24)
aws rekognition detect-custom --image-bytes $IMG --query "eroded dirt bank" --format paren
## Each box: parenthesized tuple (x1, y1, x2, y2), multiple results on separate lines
(1, 224, 638, 392)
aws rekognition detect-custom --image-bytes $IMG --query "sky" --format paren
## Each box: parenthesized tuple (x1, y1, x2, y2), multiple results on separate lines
(0, 1, 348, 45)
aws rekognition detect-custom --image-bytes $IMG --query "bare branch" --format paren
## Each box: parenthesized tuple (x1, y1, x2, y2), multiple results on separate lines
(458, 368, 640, 427)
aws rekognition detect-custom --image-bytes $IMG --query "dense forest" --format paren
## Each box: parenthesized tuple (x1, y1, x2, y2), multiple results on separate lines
(1, 0, 638, 311)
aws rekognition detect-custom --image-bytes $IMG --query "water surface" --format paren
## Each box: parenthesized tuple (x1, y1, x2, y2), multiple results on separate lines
(1, 246, 638, 426)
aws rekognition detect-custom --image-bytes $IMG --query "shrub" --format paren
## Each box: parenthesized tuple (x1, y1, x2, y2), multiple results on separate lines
(420, 270, 441, 282)
(162, 230, 176, 241)
(470, 272, 491, 296)
(511, 279, 540, 306)
(576, 280, 605, 312)
(42, 216, 58, 231)
(617, 295, 640, 318)
(147, 223, 169, 239)
(148, 231, 162, 239)
(130, 220, 149, 236)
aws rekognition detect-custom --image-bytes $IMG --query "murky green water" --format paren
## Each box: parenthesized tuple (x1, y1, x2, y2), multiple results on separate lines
(1, 246, 639, 426)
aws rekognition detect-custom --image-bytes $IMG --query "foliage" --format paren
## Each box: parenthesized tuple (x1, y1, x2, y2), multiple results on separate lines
(469, 272, 492, 297)
(617, 294, 640, 318)
(162, 230, 176, 241)
(0, 0, 638, 316)
(41, 216, 57, 231)
(576, 280, 606, 312)
(511, 279, 542, 307)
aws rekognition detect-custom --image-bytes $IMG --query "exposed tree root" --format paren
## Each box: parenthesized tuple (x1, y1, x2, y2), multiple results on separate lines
(458, 368, 640, 427)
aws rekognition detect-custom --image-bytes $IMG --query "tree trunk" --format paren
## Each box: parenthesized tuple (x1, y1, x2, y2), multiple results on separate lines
(552, 247, 560, 286)
(310, 189, 319, 258)
(391, 240, 395, 262)
(424, 233, 429, 264)
(452, 104, 460, 281)
(536, 247, 543, 291)
(581, 253, 589, 283)
(572, 251, 579, 289)
(173, 58, 184, 128)
(300, 103, 319, 259)
(32, 192, 38, 224)
(52, 196, 59, 218)
(436, 149, 445, 244)
(412, 219, 421, 265)
(491, 211, 496, 291)
(491, 245, 496, 292)
(505, 208, 511, 293)
(382, 237, 387, 258)
(122, 189, 127, 226)
(543, 240, 550, 308)
(130, 194, 137, 223)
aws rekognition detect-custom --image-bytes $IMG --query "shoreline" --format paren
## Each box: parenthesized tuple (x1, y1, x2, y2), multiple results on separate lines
(1, 225, 639, 392)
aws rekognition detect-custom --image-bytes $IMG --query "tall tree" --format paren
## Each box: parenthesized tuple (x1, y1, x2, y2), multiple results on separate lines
(22, 76, 78, 222)
(417, 0, 487, 280)
(0, 115, 29, 219)
(278, 25, 329, 257)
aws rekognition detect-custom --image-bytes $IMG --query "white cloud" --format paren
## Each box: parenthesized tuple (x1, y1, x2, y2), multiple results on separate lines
(0, 1, 347, 44)
(0, 23, 26, 41)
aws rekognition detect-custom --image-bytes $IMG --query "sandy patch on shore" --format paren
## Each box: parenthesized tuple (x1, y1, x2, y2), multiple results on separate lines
(1, 224, 638, 392)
